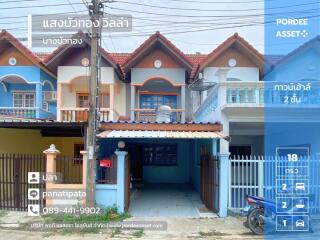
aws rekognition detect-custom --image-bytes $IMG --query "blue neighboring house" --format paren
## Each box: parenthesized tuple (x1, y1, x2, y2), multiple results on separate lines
(0, 30, 57, 119)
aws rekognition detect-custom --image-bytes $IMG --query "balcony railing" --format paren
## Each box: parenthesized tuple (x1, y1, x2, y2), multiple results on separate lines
(196, 81, 320, 121)
(226, 88, 264, 104)
(226, 87, 320, 106)
(0, 107, 37, 118)
(60, 108, 111, 122)
(132, 108, 184, 122)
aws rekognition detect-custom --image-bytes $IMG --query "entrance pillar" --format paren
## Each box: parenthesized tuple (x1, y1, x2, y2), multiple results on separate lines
(181, 85, 186, 122)
(43, 144, 60, 207)
(115, 150, 128, 213)
(218, 152, 230, 218)
(130, 85, 135, 121)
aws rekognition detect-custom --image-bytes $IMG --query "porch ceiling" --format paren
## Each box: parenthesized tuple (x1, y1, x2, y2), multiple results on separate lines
(0, 119, 86, 137)
(97, 130, 226, 139)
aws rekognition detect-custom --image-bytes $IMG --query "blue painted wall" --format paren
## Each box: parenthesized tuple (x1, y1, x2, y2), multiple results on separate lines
(98, 138, 215, 188)
(190, 139, 201, 192)
(0, 66, 57, 118)
(189, 139, 214, 192)
(96, 184, 117, 208)
(99, 138, 193, 183)
(0, 66, 41, 83)
(143, 140, 191, 183)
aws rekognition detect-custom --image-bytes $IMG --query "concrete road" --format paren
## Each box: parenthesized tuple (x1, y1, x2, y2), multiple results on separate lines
(0, 216, 263, 240)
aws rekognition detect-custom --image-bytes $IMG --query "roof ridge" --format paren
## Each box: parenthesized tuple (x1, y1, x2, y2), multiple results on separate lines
(195, 33, 265, 76)
(0, 30, 55, 77)
(122, 31, 193, 73)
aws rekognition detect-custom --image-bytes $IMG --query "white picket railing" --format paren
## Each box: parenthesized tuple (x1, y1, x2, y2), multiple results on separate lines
(228, 155, 320, 214)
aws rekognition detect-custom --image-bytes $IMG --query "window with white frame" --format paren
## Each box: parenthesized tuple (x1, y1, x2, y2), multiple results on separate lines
(13, 92, 35, 108)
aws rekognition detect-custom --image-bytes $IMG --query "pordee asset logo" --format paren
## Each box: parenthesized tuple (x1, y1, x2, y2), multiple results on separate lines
(275, 18, 309, 38)
(276, 30, 309, 38)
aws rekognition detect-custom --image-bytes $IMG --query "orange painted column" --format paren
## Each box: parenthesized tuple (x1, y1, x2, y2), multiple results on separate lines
(80, 150, 88, 206)
(43, 144, 60, 207)
(109, 84, 115, 121)
(80, 150, 88, 187)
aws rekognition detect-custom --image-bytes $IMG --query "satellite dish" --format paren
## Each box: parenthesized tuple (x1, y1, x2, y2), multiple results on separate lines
(188, 77, 217, 91)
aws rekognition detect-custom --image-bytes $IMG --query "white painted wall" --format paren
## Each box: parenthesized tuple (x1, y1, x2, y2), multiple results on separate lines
(57, 66, 115, 84)
(203, 67, 259, 83)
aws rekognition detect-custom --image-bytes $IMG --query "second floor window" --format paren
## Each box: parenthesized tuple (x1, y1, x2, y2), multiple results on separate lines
(140, 94, 177, 109)
(77, 93, 89, 108)
(100, 94, 109, 108)
(13, 92, 35, 108)
(77, 93, 110, 108)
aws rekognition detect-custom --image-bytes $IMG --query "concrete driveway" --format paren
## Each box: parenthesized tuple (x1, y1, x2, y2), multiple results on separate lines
(129, 184, 215, 218)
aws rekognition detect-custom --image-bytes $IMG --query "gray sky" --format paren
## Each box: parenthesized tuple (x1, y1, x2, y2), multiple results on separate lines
(0, 0, 265, 54)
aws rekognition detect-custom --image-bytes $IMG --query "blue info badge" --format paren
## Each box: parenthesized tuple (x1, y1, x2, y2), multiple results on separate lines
(264, 0, 320, 239)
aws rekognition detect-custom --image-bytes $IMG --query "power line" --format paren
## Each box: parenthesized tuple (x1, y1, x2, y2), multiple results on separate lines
(159, 0, 276, 3)
(0, 2, 85, 10)
(99, 12, 320, 38)
(115, 0, 319, 12)
(67, 0, 80, 14)
(0, 10, 87, 20)
(0, 0, 44, 3)
(106, 5, 319, 18)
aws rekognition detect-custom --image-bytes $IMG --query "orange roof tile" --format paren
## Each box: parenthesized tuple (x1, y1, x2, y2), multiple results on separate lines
(2, 30, 268, 83)
(34, 52, 51, 61)
(0, 30, 55, 78)
(194, 33, 265, 79)
(122, 31, 193, 76)
(43, 31, 122, 78)
(109, 53, 130, 65)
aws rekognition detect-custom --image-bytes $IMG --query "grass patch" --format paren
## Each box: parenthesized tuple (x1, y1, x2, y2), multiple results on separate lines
(131, 229, 144, 238)
(199, 230, 231, 237)
(0, 211, 8, 218)
(40, 206, 130, 234)
(110, 228, 121, 238)
(41, 232, 55, 238)
(43, 206, 129, 223)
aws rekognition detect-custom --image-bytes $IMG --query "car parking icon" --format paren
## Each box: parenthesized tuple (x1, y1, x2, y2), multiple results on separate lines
(296, 220, 305, 227)
(295, 183, 305, 191)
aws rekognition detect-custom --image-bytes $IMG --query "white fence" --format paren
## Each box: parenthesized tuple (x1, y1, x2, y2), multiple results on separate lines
(228, 155, 320, 214)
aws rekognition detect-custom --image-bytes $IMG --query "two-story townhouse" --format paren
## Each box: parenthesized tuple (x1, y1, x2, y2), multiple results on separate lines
(264, 36, 320, 157)
(0, 30, 230, 217)
(122, 31, 193, 122)
(95, 32, 229, 217)
(44, 31, 124, 123)
(193, 33, 266, 158)
(0, 30, 57, 119)
(193, 34, 320, 212)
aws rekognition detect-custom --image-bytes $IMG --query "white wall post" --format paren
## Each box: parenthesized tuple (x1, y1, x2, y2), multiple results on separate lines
(181, 85, 186, 122)
(115, 150, 128, 213)
(218, 152, 230, 218)
(258, 156, 264, 197)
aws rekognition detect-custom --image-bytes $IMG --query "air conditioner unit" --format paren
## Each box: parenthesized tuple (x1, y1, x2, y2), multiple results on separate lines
(51, 92, 57, 101)
(44, 91, 57, 101)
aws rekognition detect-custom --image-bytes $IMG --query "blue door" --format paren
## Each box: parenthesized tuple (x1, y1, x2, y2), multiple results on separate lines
(140, 94, 177, 121)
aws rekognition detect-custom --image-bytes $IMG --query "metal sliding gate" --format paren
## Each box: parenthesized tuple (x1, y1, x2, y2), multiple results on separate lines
(200, 154, 220, 213)
(0, 153, 46, 211)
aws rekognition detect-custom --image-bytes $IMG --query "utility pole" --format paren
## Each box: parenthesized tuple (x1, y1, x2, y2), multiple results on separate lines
(86, 0, 103, 207)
